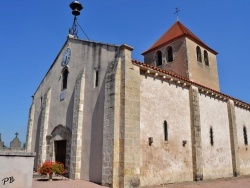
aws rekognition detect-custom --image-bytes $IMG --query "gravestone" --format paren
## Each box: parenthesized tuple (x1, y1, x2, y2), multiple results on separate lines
(0, 133, 4, 148)
(10, 132, 21, 148)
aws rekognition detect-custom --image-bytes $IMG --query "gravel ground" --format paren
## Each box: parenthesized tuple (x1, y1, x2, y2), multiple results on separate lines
(32, 175, 250, 188)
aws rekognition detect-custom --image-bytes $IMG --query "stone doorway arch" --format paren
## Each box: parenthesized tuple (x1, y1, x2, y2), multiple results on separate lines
(48, 125, 71, 172)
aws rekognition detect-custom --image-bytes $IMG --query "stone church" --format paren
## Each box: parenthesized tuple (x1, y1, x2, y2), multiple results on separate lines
(26, 17, 250, 187)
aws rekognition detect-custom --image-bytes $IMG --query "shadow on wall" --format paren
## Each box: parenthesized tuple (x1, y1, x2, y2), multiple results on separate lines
(66, 89, 75, 130)
(89, 74, 106, 184)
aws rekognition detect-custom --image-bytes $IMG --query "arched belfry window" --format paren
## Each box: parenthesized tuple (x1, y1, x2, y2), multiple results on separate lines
(62, 68, 69, 90)
(196, 46, 202, 62)
(156, 51, 162, 66)
(204, 50, 209, 66)
(166, 46, 173, 62)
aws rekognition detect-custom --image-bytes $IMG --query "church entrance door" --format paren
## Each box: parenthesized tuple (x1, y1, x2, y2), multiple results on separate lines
(55, 140, 66, 166)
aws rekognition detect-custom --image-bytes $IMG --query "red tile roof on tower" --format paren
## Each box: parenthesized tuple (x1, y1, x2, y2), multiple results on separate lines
(142, 21, 218, 55)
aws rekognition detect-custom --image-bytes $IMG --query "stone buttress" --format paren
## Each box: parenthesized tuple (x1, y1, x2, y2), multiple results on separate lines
(102, 44, 141, 187)
(189, 86, 203, 181)
(38, 88, 51, 164)
(227, 99, 240, 176)
(70, 69, 85, 179)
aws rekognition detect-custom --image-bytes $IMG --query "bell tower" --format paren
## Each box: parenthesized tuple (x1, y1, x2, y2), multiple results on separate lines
(142, 21, 220, 91)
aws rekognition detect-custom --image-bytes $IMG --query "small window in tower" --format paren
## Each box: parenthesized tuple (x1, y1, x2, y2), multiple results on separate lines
(62, 68, 69, 90)
(164, 120, 168, 141)
(196, 46, 202, 62)
(243, 126, 248, 145)
(204, 50, 209, 66)
(210, 127, 214, 146)
(95, 70, 99, 88)
(156, 51, 162, 66)
(166, 46, 173, 62)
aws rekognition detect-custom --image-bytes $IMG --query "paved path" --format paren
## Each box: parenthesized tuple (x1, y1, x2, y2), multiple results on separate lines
(143, 175, 250, 188)
(32, 177, 107, 188)
(33, 175, 250, 188)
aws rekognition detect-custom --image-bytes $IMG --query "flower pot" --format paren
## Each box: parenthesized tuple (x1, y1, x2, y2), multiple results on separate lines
(49, 173, 53, 181)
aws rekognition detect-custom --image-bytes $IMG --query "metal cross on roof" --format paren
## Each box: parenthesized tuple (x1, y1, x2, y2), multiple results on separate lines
(15, 132, 19, 137)
(174, 7, 180, 21)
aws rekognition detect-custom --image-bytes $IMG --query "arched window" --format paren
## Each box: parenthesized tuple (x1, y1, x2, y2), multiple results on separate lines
(166, 46, 173, 62)
(196, 46, 202, 62)
(164, 120, 168, 141)
(156, 51, 162, 66)
(204, 50, 209, 66)
(243, 126, 248, 145)
(62, 68, 69, 90)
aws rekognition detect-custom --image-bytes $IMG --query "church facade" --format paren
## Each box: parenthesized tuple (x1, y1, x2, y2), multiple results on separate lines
(26, 21, 250, 187)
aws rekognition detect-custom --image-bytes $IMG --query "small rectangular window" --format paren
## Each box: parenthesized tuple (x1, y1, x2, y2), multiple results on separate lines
(210, 127, 214, 146)
(243, 126, 248, 145)
(95, 70, 99, 87)
(164, 121, 168, 141)
(40, 97, 43, 108)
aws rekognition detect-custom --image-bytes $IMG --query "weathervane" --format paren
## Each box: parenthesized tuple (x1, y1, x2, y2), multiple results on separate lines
(174, 7, 180, 21)
(69, 1, 83, 38)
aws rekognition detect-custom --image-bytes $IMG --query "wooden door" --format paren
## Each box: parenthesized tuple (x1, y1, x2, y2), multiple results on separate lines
(55, 140, 66, 166)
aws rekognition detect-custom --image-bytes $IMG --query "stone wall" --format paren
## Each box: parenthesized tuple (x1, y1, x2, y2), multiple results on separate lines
(138, 65, 250, 186)
(70, 69, 85, 179)
(102, 45, 141, 187)
(199, 93, 233, 179)
(143, 37, 189, 79)
(30, 37, 120, 181)
(235, 106, 250, 175)
(140, 73, 193, 186)
(189, 86, 203, 181)
(0, 151, 35, 188)
(102, 52, 121, 186)
(186, 38, 220, 91)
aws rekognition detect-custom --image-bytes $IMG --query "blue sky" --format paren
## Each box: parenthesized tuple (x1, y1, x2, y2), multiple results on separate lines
(1, 1, 250, 146)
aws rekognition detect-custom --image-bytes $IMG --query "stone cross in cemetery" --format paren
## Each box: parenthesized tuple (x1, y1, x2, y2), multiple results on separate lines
(10, 132, 21, 149)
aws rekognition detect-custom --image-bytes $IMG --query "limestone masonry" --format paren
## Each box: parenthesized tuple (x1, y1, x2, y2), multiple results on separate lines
(27, 21, 250, 187)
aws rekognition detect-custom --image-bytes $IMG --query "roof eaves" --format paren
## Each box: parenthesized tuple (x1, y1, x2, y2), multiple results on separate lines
(131, 59, 249, 108)
(141, 35, 185, 55)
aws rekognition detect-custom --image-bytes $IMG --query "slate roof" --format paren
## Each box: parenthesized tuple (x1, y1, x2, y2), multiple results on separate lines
(142, 21, 218, 55)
